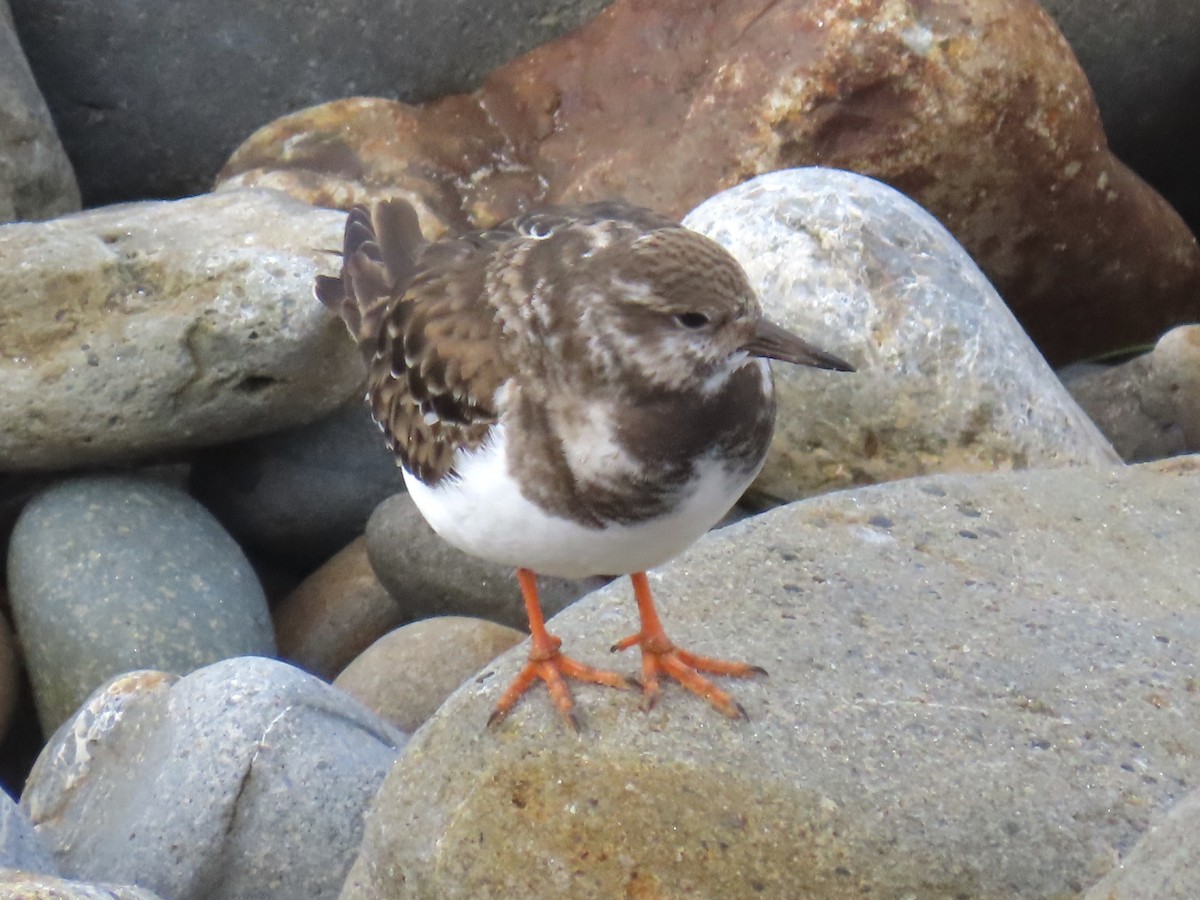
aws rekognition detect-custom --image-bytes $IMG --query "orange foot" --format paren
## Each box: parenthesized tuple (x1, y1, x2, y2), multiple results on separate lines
(611, 572, 766, 718)
(488, 568, 630, 730)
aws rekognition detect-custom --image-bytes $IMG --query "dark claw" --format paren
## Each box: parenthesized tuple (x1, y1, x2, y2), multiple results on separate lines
(565, 710, 581, 732)
(749, 665, 769, 677)
(734, 702, 749, 720)
(627, 677, 643, 692)
(486, 708, 506, 729)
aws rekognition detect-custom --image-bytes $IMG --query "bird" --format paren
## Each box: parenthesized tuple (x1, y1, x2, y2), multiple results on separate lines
(315, 198, 854, 729)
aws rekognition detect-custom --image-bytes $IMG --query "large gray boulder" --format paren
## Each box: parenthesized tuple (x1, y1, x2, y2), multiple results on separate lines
(0, 190, 360, 470)
(341, 458, 1200, 899)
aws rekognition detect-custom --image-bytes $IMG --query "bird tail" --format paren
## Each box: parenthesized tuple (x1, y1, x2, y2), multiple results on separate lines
(314, 200, 425, 362)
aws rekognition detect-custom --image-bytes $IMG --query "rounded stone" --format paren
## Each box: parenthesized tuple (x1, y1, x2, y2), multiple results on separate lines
(334, 617, 524, 733)
(340, 460, 1200, 899)
(0, 5, 79, 223)
(274, 536, 404, 681)
(1040, 0, 1200, 235)
(683, 168, 1120, 503)
(191, 401, 404, 566)
(0, 190, 360, 471)
(22, 658, 404, 900)
(365, 493, 602, 630)
(6, 475, 276, 732)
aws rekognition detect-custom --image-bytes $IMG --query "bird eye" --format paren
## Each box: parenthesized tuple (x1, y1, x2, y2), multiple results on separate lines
(674, 312, 710, 329)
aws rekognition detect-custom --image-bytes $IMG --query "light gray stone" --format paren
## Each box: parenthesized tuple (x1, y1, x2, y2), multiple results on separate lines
(0, 190, 361, 471)
(7, 476, 275, 732)
(22, 658, 405, 900)
(684, 168, 1121, 504)
(341, 458, 1200, 899)
(1064, 324, 1200, 462)
(365, 493, 603, 630)
(0, 790, 55, 875)
(191, 401, 404, 566)
(0, 2, 79, 223)
(7, 0, 612, 204)
(1084, 790, 1200, 899)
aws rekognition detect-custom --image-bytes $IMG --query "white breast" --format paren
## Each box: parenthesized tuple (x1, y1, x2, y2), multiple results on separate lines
(402, 422, 763, 579)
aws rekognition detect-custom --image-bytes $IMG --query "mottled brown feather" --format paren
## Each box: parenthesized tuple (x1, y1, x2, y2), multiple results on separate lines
(316, 200, 508, 484)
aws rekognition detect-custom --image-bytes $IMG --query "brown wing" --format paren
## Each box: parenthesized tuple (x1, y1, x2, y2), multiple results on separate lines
(316, 200, 509, 485)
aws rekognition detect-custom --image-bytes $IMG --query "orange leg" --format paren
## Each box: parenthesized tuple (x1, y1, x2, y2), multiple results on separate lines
(611, 572, 765, 718)
(488, 568, 631, 730)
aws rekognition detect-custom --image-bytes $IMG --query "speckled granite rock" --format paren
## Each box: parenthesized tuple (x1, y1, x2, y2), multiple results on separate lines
(22, 659, 405, 900)
(1084, 789, 1200, 900)
(334, 617, 524, 733)
(0, 190, 360, 470)
(365, 493, 603, 630)
(0, 1, 79, 223)
(683, 168, 1120, 504)
(7, 476, 275, 732)
(340, 458, 1200, 899)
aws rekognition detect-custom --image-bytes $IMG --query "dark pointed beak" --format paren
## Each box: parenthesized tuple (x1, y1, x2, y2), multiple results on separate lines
(744, 319, 855, 372)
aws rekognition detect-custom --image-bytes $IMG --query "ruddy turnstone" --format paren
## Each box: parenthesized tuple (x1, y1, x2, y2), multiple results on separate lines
(316, 199, 853, 728)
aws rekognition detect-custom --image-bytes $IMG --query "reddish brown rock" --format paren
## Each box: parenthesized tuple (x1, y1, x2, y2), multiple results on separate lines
(273, 536, 405, 681)
(219, 0, 1200, 365)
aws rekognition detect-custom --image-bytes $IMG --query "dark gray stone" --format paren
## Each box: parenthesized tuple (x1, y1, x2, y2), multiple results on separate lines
(8, 0, 612, 204)
(6, 476, 276, 732)
(0, 789, 56, 875)
(191, 402, 404, 567)
(0, 0, 79, 222)
(22, 658, 405, 900)
(1040, 0, 1200, 235)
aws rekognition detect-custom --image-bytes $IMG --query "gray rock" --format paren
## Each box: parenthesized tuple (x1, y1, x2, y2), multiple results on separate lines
(0, 868, 165, 899)
(340, 458, 1200, 899)
(1064, 324, 1200, 462)
(365, 493, 603, 630)
(191, 401, 404, 566)
(1040, 0, 1200, 234)
(0, 1, 79, 223)
(0, 190, 361, 471)
(1084, 790, 1200, 899)
(7, 0, 612, 204)
(334, 617, 524, 733)
(0, 612, 19, 746)
(22, 658, 405, 900)
(683, 168, 1121, 504)
(0, 790, 56, 875)
(7, 476, 276, 732)
(275, 536, 405, 681)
